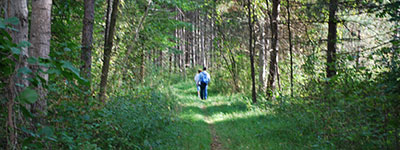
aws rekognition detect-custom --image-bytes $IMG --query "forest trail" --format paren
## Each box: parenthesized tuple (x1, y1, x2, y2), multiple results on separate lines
(168, 81, 309, 150)
(201, 105, 222, 150)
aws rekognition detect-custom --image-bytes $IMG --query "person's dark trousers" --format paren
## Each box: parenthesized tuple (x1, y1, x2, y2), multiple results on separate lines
(200, 83, 208, 100)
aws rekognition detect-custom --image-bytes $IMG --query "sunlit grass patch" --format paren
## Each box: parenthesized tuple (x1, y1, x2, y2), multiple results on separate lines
(206, 109, 266, 124)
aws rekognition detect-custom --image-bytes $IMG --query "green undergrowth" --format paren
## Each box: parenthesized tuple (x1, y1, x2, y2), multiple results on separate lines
(22, 71, 183, 149)
(41, 85, 179, 149)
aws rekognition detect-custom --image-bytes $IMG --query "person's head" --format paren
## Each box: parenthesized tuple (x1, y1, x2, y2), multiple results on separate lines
(198, 69, 202, 73)
(203, 67, 207, 71)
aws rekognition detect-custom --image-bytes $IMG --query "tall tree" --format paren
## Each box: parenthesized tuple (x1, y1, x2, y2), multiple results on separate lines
(327, 0, 338, 78)
(5, 0, 29, 148)
(286, 0, 293, 96)
(81, 0, 95, 92)
(29, 0, 52, 122)
(99, 0, 120, 102)
(248, 0, 257, 103)
(258, 19, 267, 92)
(267, 0, 280, 99)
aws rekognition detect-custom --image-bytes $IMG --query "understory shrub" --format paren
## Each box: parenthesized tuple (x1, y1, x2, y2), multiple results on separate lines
(44, 85, 177, 149)
(269, 67, 400, 149)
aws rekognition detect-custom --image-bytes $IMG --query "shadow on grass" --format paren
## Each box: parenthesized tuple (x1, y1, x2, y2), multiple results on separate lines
(204, 101, 248, 116)
(212, 113, 314, 150)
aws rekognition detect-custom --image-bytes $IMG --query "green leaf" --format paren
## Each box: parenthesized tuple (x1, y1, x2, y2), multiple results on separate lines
(11, 47, 21, 54)
(18, 41, 31, 48)
(61, 61, 80, 77)
(0, 22, 5, 29)
(18, 67, 32, 75)
(46, 68, 61, 75)
(64, 47, 71, 52)
(39, 126, 54, 137)
(4, 17, 19, 25)
(20, 105, 34, 118)
(19, 88, 38, 104)
(27, 57, 39, 64)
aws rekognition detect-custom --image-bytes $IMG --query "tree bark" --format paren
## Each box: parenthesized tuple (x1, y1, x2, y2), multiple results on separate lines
(140, 42, 145, 81)
(105, 0, 112, 42)
(327, 0, 338, 78)
(267, 0, 280, 99)
(29, 0, 52, 123)
(191, 12, 196, 66)
(81, 0, 95, 93)
(258, 19, 266, 92)
(248, 0, 257, 103)
(99, 0, 120, 102)
(201, 12, 205, 67)
(286, 0, 294, 97)
(5, 0, 29, 148)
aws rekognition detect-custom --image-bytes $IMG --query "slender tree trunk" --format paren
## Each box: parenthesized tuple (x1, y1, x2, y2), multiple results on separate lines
(6, 0, 29, 148)
(197, 10, 200, 66)
(327, 0, 338, 78)
(248, 0, 257, 103)
(356, 29, 361, 69)
(105, 0, 112, 42)
(286, 0, 293, 97)
(174, 33, 177, 71)
(99, 0, 120, 102)
(267, 0, 280, 99)
(258, 19, 267, 92)
(210, 6, 215, 68)
(169, 51, 172, 73)
(29, 0, 52, 123)
(205, 10, 209, 67)
(140, 42, 145, 81)
(81, 0, 95, 95)
(160, 48, 163, 67)
(201, 13, 205, 67)
(192, 11, 195, 66)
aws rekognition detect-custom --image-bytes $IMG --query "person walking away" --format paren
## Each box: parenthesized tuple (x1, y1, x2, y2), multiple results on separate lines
(199, 67, 211, 100)
(194, 69, 202, 98)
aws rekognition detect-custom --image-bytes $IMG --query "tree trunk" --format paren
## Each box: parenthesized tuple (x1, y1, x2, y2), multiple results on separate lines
(104, 0, 112, 42)
(140, 42, 145, 81)
(267, 0, 280, 99)
(258, 19, 266, 92)
(286, 0, 293, 97)
(81, 0, 95, 94)
(99, 0, 119, 102)
(191, 13, 196, 66)
(29, 0, 52, 123)
(6, 0, 29, 148)
(327, 0, 338, 78)
(201, 13, 205, 67)
(210, 6, 215, 69)
(248, 0, 257, 103)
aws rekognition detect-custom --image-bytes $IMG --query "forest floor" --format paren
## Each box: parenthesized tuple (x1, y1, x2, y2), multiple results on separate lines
(160, 81, 312, 150)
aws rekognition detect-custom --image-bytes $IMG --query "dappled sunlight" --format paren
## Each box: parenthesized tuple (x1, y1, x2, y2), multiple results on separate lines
(168, 81, 321, 149)
(181, 102, 204, 108)
(193, 114, 206, 121)
(206, 109, 266, 124)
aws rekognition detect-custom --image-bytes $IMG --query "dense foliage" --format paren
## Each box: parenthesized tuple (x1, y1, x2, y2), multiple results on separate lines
(1, 0, 399, 149)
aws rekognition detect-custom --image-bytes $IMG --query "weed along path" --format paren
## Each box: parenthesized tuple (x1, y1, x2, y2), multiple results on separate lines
(164, 81, 312, 150)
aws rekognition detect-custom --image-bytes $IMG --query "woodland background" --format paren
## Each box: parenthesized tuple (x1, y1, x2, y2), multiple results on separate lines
(0, 0, 399, 149)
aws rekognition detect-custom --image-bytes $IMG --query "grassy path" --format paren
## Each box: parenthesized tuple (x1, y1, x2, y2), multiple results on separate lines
(159, 81, 312, 150)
